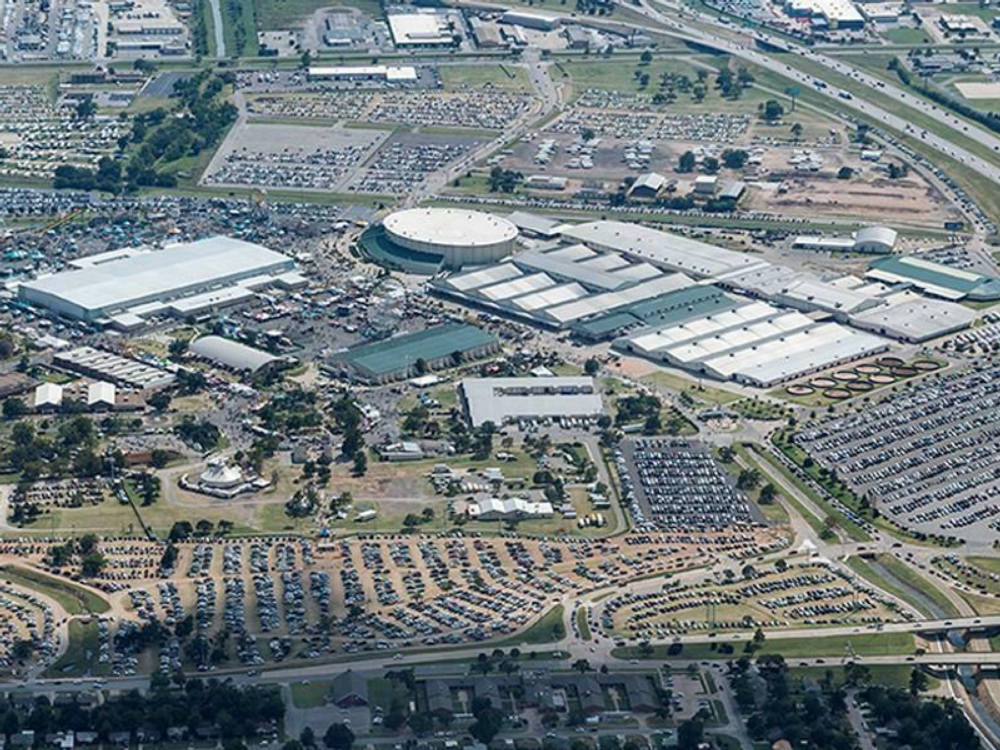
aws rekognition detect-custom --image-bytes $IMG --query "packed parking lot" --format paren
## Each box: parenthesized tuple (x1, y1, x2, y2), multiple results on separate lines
(600, 560, 902, 638)
(0, 86, 127, 180)
(202, 124, 387, 192)
(618, 439, 758, 532)
(245, 89, 530, 131)
(0, 528, 784, 673)
(794, 361, 1000, 542)
(347, 132, 483, 195)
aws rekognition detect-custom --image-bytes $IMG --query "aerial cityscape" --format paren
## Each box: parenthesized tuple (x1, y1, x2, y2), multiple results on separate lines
(3, 0, 1000, 746)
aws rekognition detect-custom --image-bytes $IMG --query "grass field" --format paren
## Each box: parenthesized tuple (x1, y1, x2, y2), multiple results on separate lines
(576, 608, 591, 641)
(0, 566, 109, 615)
(639, 370, 742, 406)
(439, 64, 532, 93)
(255, 0, 383, 28)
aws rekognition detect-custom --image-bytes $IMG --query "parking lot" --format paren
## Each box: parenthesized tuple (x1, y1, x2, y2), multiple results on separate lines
(618, 439, 759, 532)
(794, 361, 1000, 542)
(202, 123, 389, 192)
(0, 86, 127, 180)
(0, 528, 783, 673)
(601, 560, 901, 639)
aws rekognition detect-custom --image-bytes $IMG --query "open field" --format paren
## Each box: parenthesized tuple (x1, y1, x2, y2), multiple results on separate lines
(614, 632, 916, 660)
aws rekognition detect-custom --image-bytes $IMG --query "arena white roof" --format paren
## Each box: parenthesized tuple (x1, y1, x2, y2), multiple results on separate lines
(560, 220, 765, 279)
(461, 376, 605, 426)
(384, 208, 518, 249)
(20, 236, 295, 319)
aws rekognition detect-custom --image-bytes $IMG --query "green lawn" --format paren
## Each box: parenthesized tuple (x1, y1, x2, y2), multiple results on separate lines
(639, 370, 742, 405)
(788, 664, 936, 691)
(881, 27, 932, 45)
(290, 680, 331, 708)
(576, 608, 592, 641)
(0, 566, 109, 615)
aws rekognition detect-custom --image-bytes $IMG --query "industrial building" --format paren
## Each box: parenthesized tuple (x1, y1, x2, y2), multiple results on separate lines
(499, 10, 560, 30)
(848, 293, 978, 343)
(866, 255, 1000, 302)
(784, 0, 866, 29)
(54, 346, 175, 389)
(559, 221, 767, 279)
(460, 376, 604, 427)
(188, 336, 283, 374)
(331, 323, 500, 383)
(619, 300, 888, 387)
(19, 236, 303, 328)
(387, 12, 457, 47)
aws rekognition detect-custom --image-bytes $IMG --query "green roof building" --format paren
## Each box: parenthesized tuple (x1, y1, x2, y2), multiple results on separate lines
(867, 255, 1000, 302)
(572, 285, 736, 341)
(331, 323, 500, 383)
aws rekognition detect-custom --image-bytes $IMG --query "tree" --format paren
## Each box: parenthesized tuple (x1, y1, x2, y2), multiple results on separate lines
(640, 49, 653, 64)
(352, 451, 367, 477)
(759, 483, 778, 505)
(407, 712, 434, 735)
(790, 122, 804, 140)
(168, 338, 189, 358)
(80, 551, 107, 577)
(702, 156, 720, 174)
(323, 723, 354, 750)
(677, 717, 704, 750)
(469, 707, 504, 744)
(678, 150, 696, 173)
(584, 358, 600, 376)
(75, 98, 97, 120)
(721, 149, 748, 169)
(760, 99, 785, 122)
(909, 667, 928, 695)
(785, 84, 800, 111)
(737, 468, 761, 491)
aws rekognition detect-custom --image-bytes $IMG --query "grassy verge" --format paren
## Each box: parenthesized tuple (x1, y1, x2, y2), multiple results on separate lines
(845, 554, 960, 619)
(788, 664, 937, 691)
(497, 605, 566, 647)
(0, 566, 109, 615)
(614, 632, 916, 661)
(576, 608, 592, 641)
(44, 620, 109, 677)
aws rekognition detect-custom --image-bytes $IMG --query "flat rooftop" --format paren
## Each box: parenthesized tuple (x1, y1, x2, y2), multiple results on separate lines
(461, 376, 604, 427)
(20, 236, 294, 318)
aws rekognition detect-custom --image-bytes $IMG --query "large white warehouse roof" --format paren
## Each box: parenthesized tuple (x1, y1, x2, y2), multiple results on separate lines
(20, 236, 295, 321)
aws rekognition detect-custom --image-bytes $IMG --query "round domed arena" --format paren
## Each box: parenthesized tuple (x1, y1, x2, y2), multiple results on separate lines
(360, 207, 519, 273)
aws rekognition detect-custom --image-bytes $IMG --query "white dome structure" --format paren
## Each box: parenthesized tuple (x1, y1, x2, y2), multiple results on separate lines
(382, 208, 518, 268)
(200, 458, 244, 489)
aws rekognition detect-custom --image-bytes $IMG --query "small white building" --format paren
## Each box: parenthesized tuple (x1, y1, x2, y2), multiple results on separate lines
(33, 383, 63, 410)
(469, 497, 554, 521)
